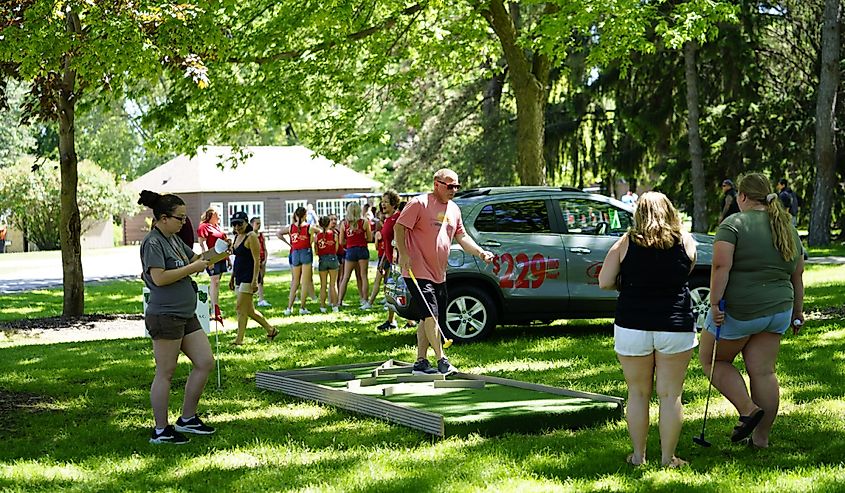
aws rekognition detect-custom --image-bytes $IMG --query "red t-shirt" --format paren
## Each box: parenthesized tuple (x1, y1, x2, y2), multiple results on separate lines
(290, 224, 311, 251)
(396, 193, 464, 284)
(256, 232, 267, 262)
(335, 228, 346, 258)
(197, 222, 226, 251)
(343, 219, 367, 248)
(315, 229, 337, 256)
(381, 212, 399, 263)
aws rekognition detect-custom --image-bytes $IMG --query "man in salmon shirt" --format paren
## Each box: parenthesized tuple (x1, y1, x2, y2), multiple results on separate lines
(394, 168, 495, 375)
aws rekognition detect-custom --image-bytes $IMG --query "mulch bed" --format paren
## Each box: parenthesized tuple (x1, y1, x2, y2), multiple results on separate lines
(0, 313, 143, 332)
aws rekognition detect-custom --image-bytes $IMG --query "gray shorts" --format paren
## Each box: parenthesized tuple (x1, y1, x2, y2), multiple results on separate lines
(705, 308, 791, 340)
(318, 254, 339, 271)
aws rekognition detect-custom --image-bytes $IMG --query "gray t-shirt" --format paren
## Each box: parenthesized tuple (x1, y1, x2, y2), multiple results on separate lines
(141, 228, 197, 318)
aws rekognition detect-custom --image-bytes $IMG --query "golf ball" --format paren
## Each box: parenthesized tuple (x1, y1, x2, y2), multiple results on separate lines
(793, 319, 802, 326)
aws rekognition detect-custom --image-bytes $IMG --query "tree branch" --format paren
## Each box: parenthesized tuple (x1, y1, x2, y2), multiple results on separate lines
(228, 3, 425, 64)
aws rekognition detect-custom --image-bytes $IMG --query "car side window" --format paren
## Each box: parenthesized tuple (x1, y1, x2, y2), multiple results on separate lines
(560, 198, 632, 235)
(474, 200, 551, 233)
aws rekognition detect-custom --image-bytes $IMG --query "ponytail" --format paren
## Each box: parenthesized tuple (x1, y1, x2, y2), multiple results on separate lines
(767, 195, 796, 262)
(739, 174, 796, 262)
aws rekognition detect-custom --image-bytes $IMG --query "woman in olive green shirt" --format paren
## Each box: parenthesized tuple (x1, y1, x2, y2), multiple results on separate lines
(700, 173, 804, 448)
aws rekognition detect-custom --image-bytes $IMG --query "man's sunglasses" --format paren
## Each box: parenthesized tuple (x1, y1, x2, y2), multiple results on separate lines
(436, 179, 461, 191)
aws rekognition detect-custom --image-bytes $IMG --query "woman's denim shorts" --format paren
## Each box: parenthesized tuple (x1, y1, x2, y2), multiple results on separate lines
(345, 245, 370, 262)
(318, 254, 339, 271)
(705, 308, 791, 340)
(289, 247, 314, 267)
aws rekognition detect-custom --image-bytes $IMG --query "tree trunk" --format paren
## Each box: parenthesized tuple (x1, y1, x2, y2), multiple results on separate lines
(808, 0, 840, 246)
(480, 0, 551, 186)
(58, 13, 84, 316)
(684, 41, 708, 233)
(513, 82, 547, 185)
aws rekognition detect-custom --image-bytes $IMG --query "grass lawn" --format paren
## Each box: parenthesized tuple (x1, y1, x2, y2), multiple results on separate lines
(0, 266, 844, 491)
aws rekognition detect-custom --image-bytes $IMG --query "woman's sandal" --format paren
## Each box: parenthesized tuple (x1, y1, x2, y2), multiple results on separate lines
(267, 329, 279, 342)
(662, 457, 689, 469)
(731, 408, 765, 442)
(626, 453, 646, 467)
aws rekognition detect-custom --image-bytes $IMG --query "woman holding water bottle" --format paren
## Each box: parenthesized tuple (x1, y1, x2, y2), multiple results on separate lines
(701, 173, 804, 449)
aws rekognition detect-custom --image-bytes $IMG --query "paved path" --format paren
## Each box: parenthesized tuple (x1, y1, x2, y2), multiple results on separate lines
(0, 243, 842, 294)
(0, 238, 293, 294)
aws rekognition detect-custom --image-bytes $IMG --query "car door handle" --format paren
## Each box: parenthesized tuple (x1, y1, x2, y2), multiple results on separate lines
(480, 241, 501, 247)
(569, 247, 591, 254)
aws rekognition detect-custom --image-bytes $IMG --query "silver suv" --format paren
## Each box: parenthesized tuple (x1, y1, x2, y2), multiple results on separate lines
(386, 187, 714, 343)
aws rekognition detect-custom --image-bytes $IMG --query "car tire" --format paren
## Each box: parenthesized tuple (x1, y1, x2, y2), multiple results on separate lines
(689, 276, 711, 331)
(444, 284, 498, 343)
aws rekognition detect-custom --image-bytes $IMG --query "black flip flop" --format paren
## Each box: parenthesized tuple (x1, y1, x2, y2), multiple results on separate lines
(731, 408, 765, 442)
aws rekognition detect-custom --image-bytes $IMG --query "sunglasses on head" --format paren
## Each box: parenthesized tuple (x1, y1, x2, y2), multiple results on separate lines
(436, 179, 461, 191)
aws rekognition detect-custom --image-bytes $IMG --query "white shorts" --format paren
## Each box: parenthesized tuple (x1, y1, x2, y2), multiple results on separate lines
(237, 282, 254, 294)
(614, 325, 698, 356)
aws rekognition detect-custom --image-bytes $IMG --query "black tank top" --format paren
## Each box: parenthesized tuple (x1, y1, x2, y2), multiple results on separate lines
(232, 234, 254, 285)
(615, 239, 694, 332)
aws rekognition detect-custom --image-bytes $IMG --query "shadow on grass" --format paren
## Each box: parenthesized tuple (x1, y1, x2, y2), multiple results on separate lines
(1, 299, 844, 491)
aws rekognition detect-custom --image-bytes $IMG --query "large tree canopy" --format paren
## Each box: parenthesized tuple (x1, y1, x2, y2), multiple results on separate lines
(0, 0, 221, 315)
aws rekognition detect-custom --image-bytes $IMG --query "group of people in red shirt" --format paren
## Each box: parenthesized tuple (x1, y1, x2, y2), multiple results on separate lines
(274, 192, 405, 330)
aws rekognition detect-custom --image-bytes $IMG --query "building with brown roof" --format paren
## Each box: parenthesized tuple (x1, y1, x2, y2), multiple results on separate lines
(123, 145, 381, 244)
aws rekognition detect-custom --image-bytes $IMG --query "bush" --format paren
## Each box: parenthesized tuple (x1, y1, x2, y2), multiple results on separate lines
(0, 156, 139, 250)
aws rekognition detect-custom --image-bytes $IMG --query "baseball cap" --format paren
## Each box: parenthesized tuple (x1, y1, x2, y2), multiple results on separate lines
(722, 179, 734, 187)
(230, 211, 249, 224)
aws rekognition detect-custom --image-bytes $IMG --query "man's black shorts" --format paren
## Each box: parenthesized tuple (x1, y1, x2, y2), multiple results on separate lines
(404, 277, 448, 329)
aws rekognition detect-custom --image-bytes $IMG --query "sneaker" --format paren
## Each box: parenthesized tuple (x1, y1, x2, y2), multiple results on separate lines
(412, 358, 438, 375)
(283, 308, 292, 316)
(320, 306, 327, 313)
(174, 415, 216, 435)
(437, 357, 458, 375)
(299, 307, 311, 315)
(332, 306, 339, 313)
(360, 301, 372, 310)
(376, 320, 398, 331)
(257, 299, 271, 307)
(149, 425, 190, 444)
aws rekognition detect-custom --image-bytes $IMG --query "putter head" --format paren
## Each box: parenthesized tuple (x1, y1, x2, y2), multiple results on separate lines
(443, 339, 453, 349)
(693, 435, 712, 447)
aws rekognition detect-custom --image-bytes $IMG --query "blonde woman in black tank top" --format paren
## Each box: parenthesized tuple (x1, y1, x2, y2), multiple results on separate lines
(599, 191, 697, 468)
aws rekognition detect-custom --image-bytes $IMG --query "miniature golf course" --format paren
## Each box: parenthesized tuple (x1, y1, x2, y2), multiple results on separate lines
(257, 360, 624, 437)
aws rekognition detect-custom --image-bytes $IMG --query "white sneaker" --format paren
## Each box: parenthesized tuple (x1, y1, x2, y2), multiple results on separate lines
(299, 307, 310, 315)
(320, 306, 327, 313)
(257, 300, 271, 307)
(332, 306, 339, 313)
(360, 301, 372, 310)
(283, 308, 292, 316)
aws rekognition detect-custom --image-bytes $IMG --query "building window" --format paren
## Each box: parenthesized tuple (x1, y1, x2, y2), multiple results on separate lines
(227, 201, 264, 227)
(209, 202, 223, 215)
(316, 199, 359, 219)
(285, 200, 308, 224)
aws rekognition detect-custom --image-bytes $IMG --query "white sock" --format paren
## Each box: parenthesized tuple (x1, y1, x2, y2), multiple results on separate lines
(155, 427, 166, 435)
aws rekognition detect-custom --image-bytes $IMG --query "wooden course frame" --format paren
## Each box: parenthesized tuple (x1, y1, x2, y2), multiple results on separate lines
(256, 360, 624, 438)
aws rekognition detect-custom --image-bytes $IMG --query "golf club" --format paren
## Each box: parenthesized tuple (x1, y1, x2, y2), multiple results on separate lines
(694, 298, 726, 447)
(408, 268, 453, 349)
(213, 303, 223, 390)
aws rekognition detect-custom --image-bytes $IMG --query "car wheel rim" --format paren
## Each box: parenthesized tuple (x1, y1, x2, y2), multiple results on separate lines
(690, 286, 711, 330)
(446, 295, 487, 339)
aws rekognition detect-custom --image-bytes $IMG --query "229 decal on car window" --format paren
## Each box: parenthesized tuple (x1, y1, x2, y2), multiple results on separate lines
(491, 253, 560, 288)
